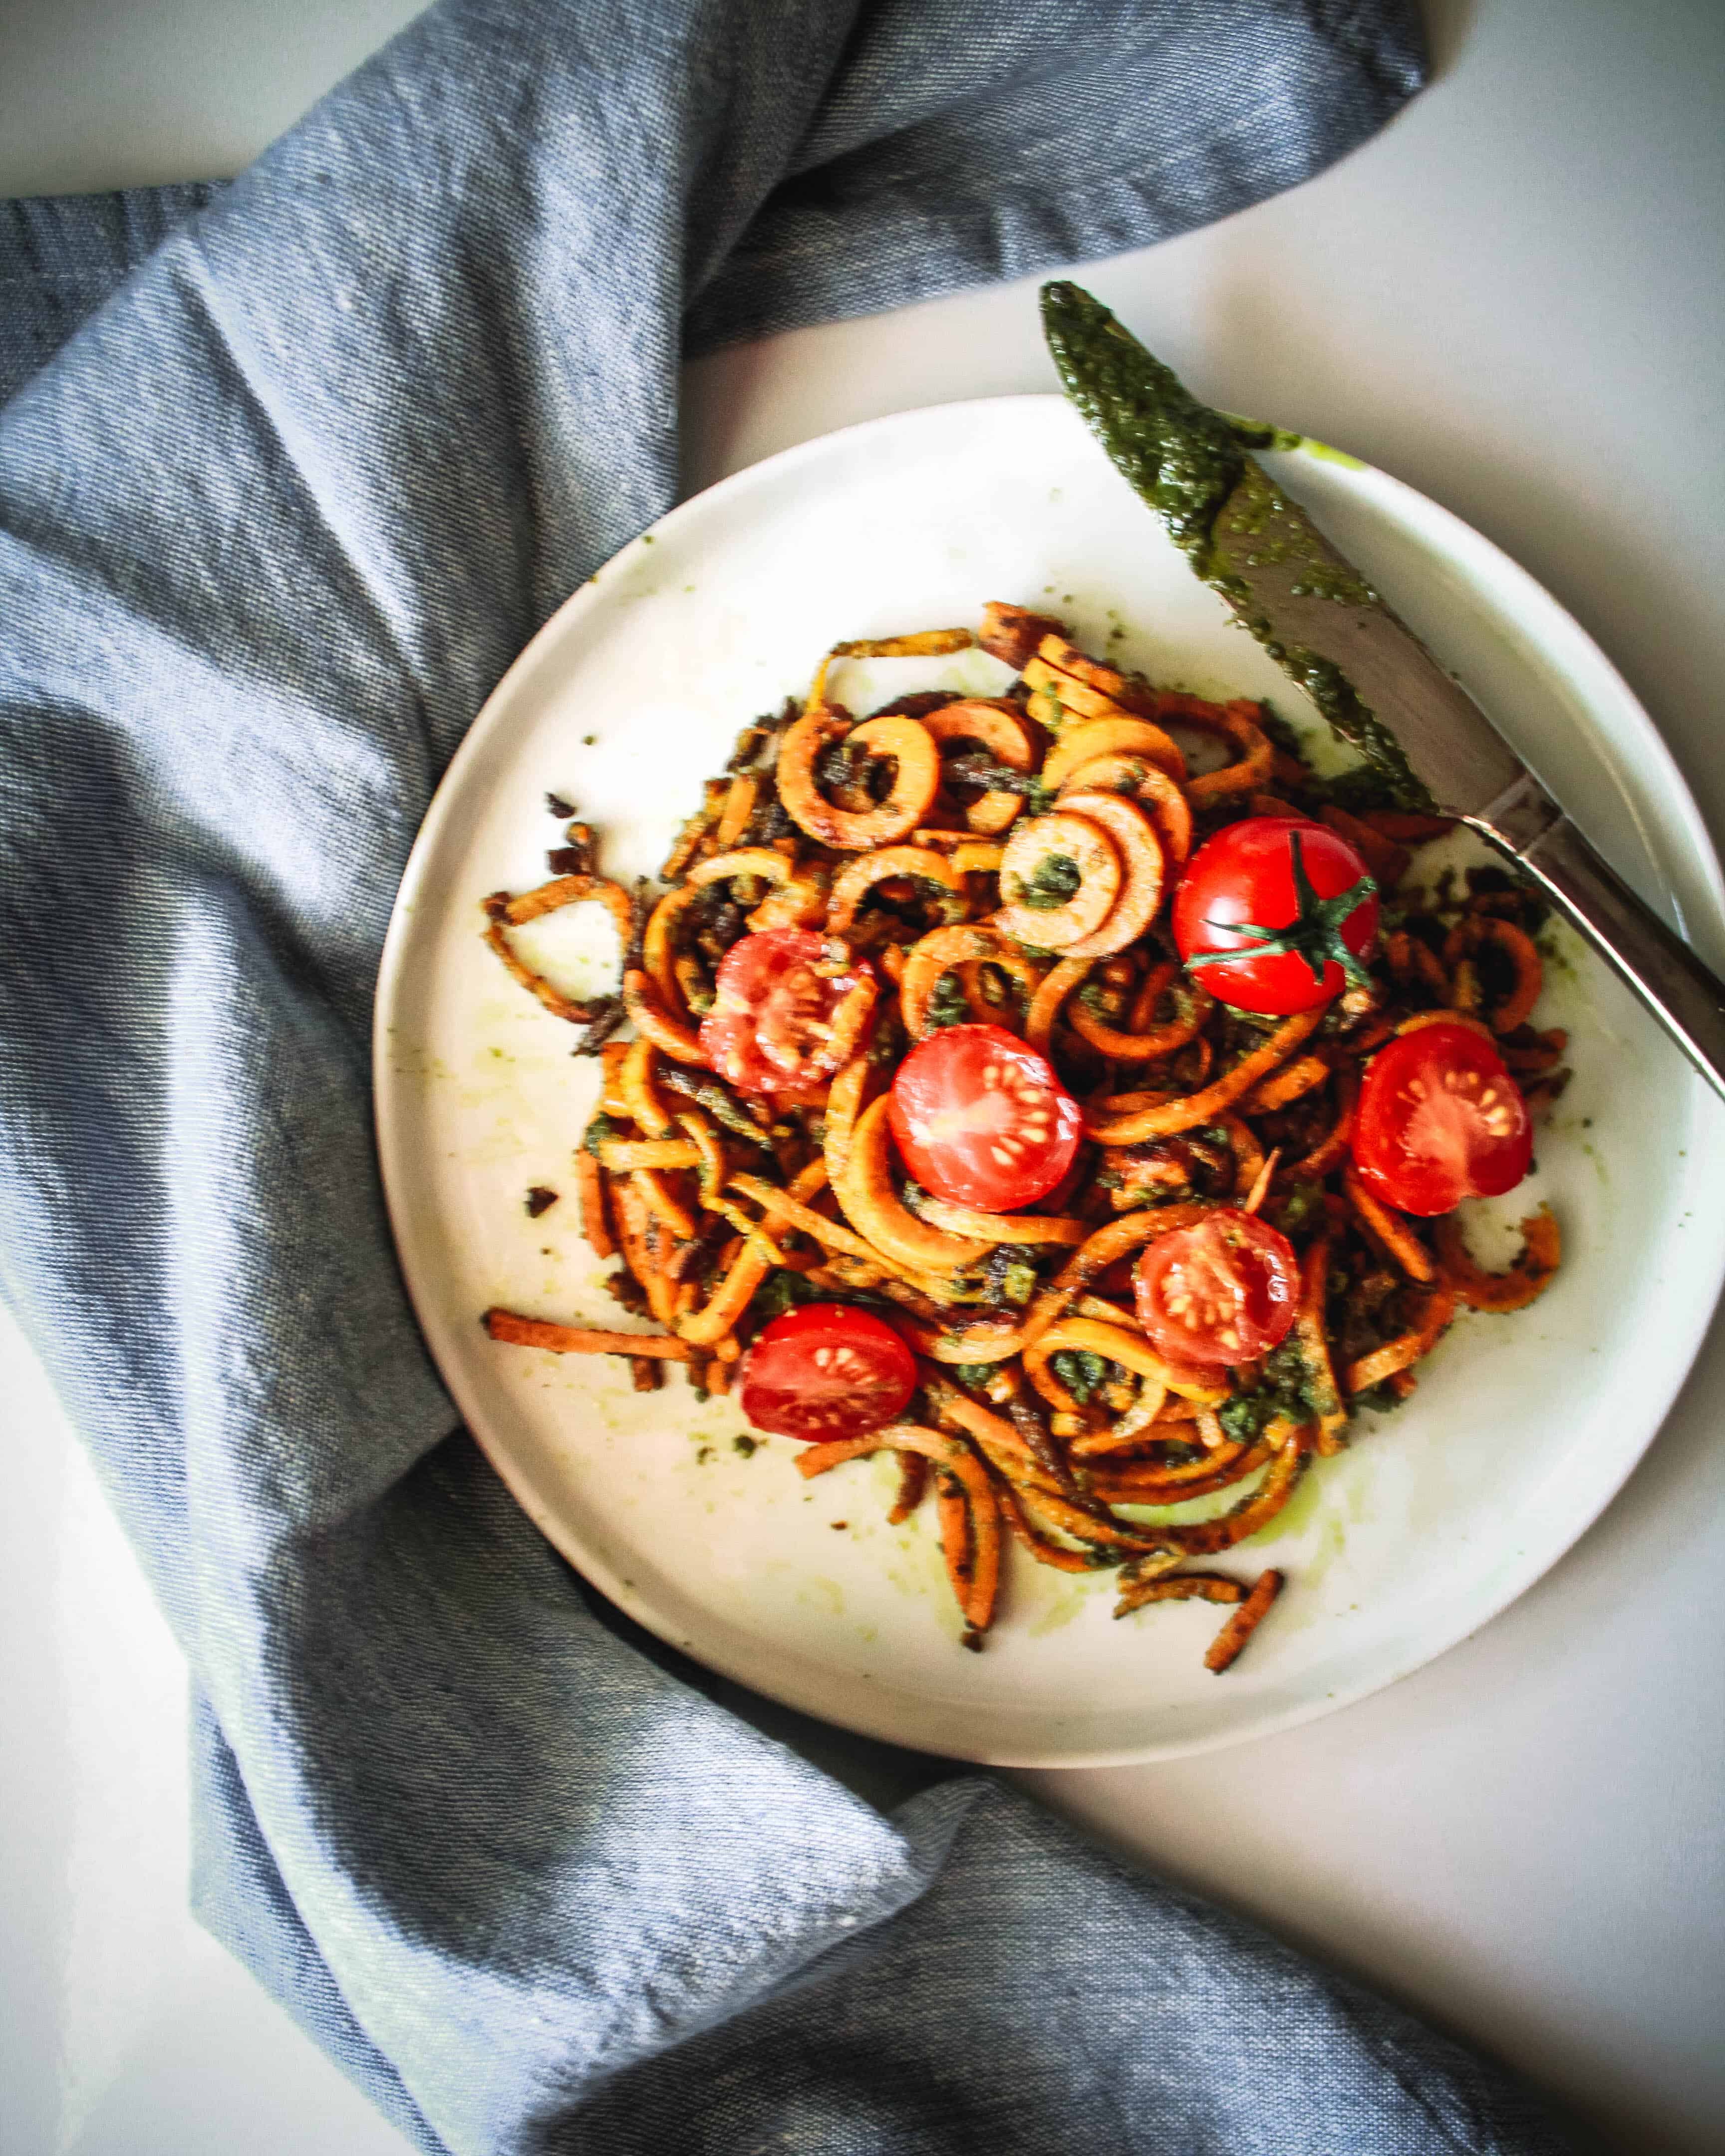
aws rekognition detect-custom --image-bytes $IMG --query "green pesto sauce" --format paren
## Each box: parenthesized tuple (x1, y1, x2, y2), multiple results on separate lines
(1040, 281, 1433, 813)
(1041, 281, 1247, 574)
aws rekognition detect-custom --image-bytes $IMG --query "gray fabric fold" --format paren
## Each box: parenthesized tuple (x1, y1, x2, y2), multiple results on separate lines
(0, 1, 1580, 2149)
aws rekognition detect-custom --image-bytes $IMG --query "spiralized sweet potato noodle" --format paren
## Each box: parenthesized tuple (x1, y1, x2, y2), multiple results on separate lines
(477, 607, 1565, 1663)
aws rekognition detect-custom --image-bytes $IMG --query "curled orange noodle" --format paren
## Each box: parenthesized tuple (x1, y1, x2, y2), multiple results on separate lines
(994, 810, 1123, 950)
(920, 699, 1036, 835)
(1041, 714, 1186, 789)
(822, 1055, 873, 1190)
(827, 845, 965, 934)
(623, 969, 706, 1063)
(678, 1158, 830, 1347)
(1025, 956, 1091, 1053)
(483, 1310, 695, 1359)
(778, 709, 941, 850)
(573, 1152, 615, 1260)
(1344, 1287, 1457, 1394)
(1443, 915, 1543, 1034)
(482, 873, 634, 1025)
(1289, 1063, 1358, 1179)
(900, 924, 1043, 1039)
(835, 1097, 991, 1274)
(1176, 702, 1273, 802)
(1066, 962, 1215, 1063)
(1433, 1205, 1561, 1312)
(1058, 752, 1193, 867)
(620, 1036, 673, 1135)
(1343, 1162, 1437, 1283)
(1088, 1009, 1325, 1142)
(797, 1423, 1000, 1633)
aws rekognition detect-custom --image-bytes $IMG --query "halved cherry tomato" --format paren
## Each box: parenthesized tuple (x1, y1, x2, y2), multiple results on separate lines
(1134, 1209, 1300, 1368)
(738, 1303, 916, 1441)
(888, 1023, 1083, 1211)
(699, 928, 873, 1095)
(1353, 1020, 1532, 1215)
(1173, 815, 1379, 1015)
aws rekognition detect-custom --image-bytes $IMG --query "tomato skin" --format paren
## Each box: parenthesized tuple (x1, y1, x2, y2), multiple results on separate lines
(1353, 1020, 1532, 1216)
(737, 1303, 916, 1441)
(888, 1024, 1083, 1212)
(699, 929, 872, 1096)
(1173, 816, 1379, 1015)
(1134, 1209, 1300, 1368)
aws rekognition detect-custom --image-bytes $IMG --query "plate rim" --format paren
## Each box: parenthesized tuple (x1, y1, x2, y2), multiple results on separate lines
(373, 391, 1725, 1768)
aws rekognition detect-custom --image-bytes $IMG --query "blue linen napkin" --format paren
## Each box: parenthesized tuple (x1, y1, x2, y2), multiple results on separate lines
(0, 1, 1583, 2149)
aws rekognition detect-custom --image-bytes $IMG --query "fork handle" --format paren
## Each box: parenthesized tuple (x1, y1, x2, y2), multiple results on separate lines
(1464, 788, 1725, 1102)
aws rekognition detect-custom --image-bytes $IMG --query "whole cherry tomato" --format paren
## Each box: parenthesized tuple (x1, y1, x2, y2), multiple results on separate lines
(888, 1023, 1083, 1211)
(738, 1304, 916, 1441)
(1352, 1019, 1532, 1215)
(1134, 1208, 1300, 1368)
(699, 928, 873, 1095)
(1173, 816, 1379, 1015)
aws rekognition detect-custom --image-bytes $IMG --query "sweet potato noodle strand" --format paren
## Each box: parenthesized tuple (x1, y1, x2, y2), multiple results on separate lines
(1134, 1431, 1310, 1556)
(1024, 1319, 1226, 1413)
(610, 1179, 678, 1327)
(797, 1423, 1000, 1632)
(727, 1168, 885, 1269)
(911, 1195, 1089, 1247)
(1344, 1288, 1457, 1394)
(482, 874, 635, 1025)
(809, 627, 974, 709)
(1343, 1162, 1436, 1283)
(623, 968, 707, 1062)
(778, 708, 942, 850)
(678, 1158, 831, 1347)
(1444, 915, 1544, 1034)
(1090, 1443, 1273, 1506)
(920, 699, 1036, 836)
(483, 1310, 695, 1359)
(620, 1037, 673, 1135)
(827, 845, 965, 933)
(1058, 751, 1194, 867)
(900, 924, 1044, 1039)
(1203, 1570, 1285, 1670)
(837, 1097, 991, 1273)
(1087, 1008, 1325, 1142)
(1051, 791, 1165, 959)
(1040, 712, 1187, 788)
(994, 810, 1123, 949)
(1066, 961, 1215, 1062)
(1166, 700, 1273, 804)
(573, 1153, 615, 1260)
(994, 1482, 1105, 1573)
(1296, 1232, 1349, 1453)
(1290, 1063, 1358, 1179)
(1115, 1571, 1245, 1617)
(1433, 1206, 1561, 1312)
(822, 1055, 872, 1189)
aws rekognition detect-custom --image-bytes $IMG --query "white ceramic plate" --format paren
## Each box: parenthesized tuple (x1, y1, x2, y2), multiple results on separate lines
(374, 395, 1725, 1767)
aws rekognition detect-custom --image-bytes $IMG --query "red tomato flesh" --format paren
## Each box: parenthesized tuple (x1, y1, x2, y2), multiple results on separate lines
(888, 1024, 1083, 1212)
(738, 1304, 916, 1441)
(699, 928, 872, 1096)
(1173, 816, 1379, 1016)
(1353, 1020, 1532, 1216)
(1134, 1209, 1300, 1368)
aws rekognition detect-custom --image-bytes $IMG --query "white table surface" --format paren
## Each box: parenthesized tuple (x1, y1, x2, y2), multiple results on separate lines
(3, 2, 1723, 2152)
